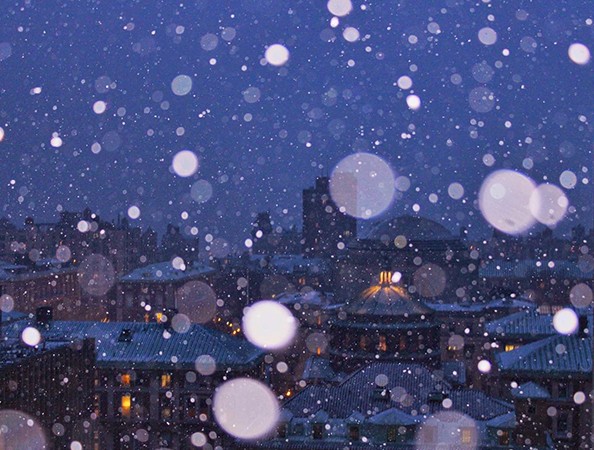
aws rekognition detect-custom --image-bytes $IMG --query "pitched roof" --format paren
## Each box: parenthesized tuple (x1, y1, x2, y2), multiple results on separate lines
(345, 285, 431, 317)
(3, 319, 263, 371)
(486, 412, 516, 429)
(283, 361, 512, 422)
(120, 261, 214, 283)
(480, 259, 591, 280)
(511, 382, 550, 399)
(497, 335, 592, 375)
(368, 407, 418, 426)
(426, 296, 536, 314)
(302, 356, 337, 381)
(364, 216, 456, 241)
(486, 310, 556, 339)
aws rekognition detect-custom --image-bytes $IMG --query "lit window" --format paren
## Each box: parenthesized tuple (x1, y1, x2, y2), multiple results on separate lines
(505, 344, 518, 352)
(161, 373, 172, 388)
(461, 428, 473, 444)
(120, 373, 131, 387)
(121, 394, 131, 417)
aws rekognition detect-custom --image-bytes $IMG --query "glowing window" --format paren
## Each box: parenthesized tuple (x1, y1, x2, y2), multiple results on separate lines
(121, 394, 131, 417)
(120, 373, 131, 387)
(461, 428, 473, 444)
(161, 373, 172, 388)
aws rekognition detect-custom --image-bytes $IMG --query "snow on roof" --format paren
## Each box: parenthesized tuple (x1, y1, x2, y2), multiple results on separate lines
(480, 259, 592, 280)
(511, 382, 550, 399)
(2, 318, 263, 371)
(120, 261, 214, 283)
(497, 334, 592, 375)
(284, 361, 512, 422)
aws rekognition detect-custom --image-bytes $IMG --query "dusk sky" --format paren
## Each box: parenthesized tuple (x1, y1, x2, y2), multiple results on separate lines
(0, 0, 591, 250)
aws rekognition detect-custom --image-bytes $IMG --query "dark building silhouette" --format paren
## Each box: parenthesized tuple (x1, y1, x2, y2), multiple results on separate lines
(160, 224, 200, 262)
(302, 177, 357, 257)
(336, 215, 473, 302)
(0, 316, 95, 448)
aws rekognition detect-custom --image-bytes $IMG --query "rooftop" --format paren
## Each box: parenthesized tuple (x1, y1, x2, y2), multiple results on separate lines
(2, 318, 263, 371)
(344, 272, 431, 317)
(480, 259, 592, 280)
(497, 334, 592, 375)
(511, 382, 551, 399)
(120, 261, 214, 283)
(364, 216, 457, 242)
(283, 361, 512, 422)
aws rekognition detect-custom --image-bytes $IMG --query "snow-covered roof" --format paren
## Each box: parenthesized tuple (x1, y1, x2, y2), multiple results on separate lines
(497, 334, 592, 375)
(480, 259, 592, 280)
(511, 382, 550, 399)
(120, 261, 214, 283)
(2, 318, 263, 371)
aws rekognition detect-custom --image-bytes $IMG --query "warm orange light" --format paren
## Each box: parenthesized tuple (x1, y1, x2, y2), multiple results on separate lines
(121, 394, 131, 417)
(285, 390, 292, 397)
(161, 374, 171, 388)
(379, 271, 392, 285)
(121, 374, 131, 387)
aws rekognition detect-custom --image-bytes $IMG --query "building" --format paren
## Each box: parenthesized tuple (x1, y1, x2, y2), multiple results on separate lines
(426, 296, 536, 389)
(255, 361, 515, 449)
(0, 311, 95, 448)
(160, 224, 200, 262)
(485, 309, 593, 449)
(115, 261, 216, 321)
(3, 313, 265, 449)
(329, 270, 440, 371)
(0, 259, 83, 320)
(336, 215, 473, 302)
(302, 177, 357, 257)
(479, 259, 592, 308)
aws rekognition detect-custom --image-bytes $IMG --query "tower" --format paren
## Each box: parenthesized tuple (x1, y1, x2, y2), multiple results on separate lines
(302, 177, 357, 257)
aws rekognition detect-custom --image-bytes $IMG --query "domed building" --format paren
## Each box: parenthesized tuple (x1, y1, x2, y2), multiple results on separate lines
(330, 269, 440, 371)
(367, 215, 457, 242)
(334, 215, 473, 303)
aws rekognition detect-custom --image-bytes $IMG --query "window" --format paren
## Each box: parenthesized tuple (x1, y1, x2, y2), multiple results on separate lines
(377, 335, 387, 352)
(505, 344, 519, 352)
(120, 394, 131, 418)
(556, 411, 570, 437)
(461, 427, 473, 444)
(348, 425, 360, 441)
(557, 382, 570, 399)
(312, 423, 324, 439)
(161, 373, 172, 388)
(359, 335, 369, 351)
(160, 394, 173, 420)
(498, 430, 510, 446)
(120, 373, 131, 387)
(387, 426, 397, 442)
(293, 423, 304, 436)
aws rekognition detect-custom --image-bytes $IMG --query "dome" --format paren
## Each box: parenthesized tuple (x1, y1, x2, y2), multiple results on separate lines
(365, 215, 455, 242)
(345, 271, 431, 317)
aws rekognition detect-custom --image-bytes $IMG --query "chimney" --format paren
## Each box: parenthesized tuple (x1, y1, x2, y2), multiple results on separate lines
(36, 307, 53, 327)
